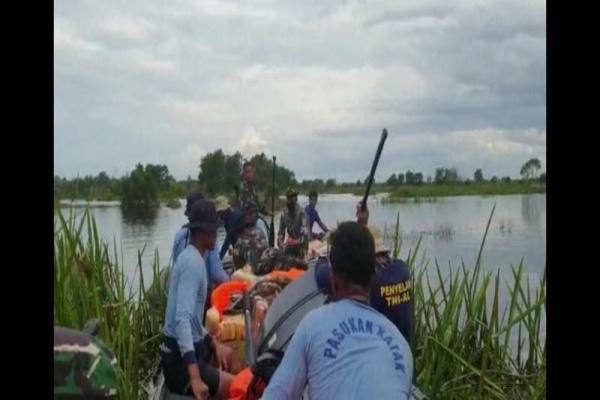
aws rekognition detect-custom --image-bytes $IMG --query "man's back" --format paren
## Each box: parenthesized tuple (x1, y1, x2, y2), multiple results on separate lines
(262, 299, 413, 400)
(371, 259, 413, 344)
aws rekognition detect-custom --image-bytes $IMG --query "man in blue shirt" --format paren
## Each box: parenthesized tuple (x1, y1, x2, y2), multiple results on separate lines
(160, 200, 234, 400)
(214, 195, 244, 260)
(262, 221, 413, 400)
(305, 190, 329, 240)
(172, 193, 230, 287)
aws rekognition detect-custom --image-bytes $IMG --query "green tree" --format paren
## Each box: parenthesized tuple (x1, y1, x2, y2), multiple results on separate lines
(386, 173, 398, 186)
(435, 167, 459, 184)
(491, 176, 498, 184)
(198, 149, 227, 196)
(502, 176, 512, 183)
(121, 164, 173, 208)
(397, 173, 405, 186)
(520, 158, 542, 181)
(474, 169, 484, 183)
(539, 172, 546, 183)
(414, 172, 424, 185)
(405, 170, 415, 185)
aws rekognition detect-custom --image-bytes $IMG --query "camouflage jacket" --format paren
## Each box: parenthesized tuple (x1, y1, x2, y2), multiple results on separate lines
(54, 326, 118, 399)
(233, 225, 268, 271)
(278, 204, 308, 247)
(238, 180, 266, 214)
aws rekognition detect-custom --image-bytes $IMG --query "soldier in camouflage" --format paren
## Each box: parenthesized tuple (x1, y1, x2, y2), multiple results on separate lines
(54, 326, 118, 399)
(238, 161, 268, 215)
(277, 187, 309, 259)
(232, 220, 269, 273)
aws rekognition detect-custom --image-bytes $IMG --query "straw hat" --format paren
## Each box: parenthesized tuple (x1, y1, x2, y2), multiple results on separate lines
(214, 195, 231, 212)
(368, 225, 390, 254)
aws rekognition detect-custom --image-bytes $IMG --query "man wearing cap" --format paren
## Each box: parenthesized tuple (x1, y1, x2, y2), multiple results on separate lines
(262, 221, 413, 399)
(277, 187, 308, 259)
(214, 195, 244, 260)
(160, 200, 234, 400)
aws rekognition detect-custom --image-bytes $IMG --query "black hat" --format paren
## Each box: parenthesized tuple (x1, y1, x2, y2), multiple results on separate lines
(184, 192, 204, 216)
(183, 199, 218, 232)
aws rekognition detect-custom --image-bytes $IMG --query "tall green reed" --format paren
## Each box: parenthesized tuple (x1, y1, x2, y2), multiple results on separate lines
(388, 205, 546, 399)
(54, 207, 168, 400)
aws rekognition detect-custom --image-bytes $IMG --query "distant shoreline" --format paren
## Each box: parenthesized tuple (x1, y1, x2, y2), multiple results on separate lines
(56, 184, 545, 208)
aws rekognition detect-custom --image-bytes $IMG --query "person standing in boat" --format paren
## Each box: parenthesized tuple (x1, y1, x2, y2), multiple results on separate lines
(160, 200, 234, 400)
(238, 161, 271, 225)
(277, 187, 308, 259)
(305, 190, 329, 240)
(262, 221, 413, 400)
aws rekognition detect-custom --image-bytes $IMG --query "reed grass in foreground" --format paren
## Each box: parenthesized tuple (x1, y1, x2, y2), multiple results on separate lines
(54, 206, 545, 400)
(54, 208, 167, 400)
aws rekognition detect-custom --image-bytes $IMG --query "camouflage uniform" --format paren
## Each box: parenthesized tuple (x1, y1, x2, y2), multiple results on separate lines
(239, 181, 266, 214)
(278, 203, 308, 259)
(233, 224, 268, 272)
(54, 326, 118, 399)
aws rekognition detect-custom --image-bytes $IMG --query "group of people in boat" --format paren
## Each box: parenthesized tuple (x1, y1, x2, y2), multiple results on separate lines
(54, 160, 415, 400)
(161, 160, 415, 399)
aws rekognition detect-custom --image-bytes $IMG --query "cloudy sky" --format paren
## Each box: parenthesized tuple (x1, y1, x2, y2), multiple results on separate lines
(54, 0, 545, 182)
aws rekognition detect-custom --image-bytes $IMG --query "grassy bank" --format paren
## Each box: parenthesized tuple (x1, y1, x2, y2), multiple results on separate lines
(382, 182, 546, 202)
(54, 207, 545, 399)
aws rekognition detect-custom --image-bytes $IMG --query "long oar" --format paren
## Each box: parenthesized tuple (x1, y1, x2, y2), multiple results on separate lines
(269, 156, 276, 247)
(361, 129, 388, 211)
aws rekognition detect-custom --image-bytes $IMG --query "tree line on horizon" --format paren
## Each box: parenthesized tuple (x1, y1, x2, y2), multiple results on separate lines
(54, 150, 545, 206)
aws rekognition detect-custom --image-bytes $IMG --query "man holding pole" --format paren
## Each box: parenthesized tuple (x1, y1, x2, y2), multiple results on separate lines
(277, 187, 308, 259)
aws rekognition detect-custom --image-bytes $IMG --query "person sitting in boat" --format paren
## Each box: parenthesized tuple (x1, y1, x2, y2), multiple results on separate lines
(262, 221, 413, 399)
(172, 192, 230, 287)
(305, 190, 329, 240)
(277, 188, 308, 259)
(314, 202, 414, 345)
(214, 195, 244, 260)
(160, 200, 235, 400)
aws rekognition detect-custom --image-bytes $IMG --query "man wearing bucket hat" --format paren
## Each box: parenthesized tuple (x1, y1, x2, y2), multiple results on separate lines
(160, 199, 235, 400)
(172, 192, 204, 263)
(214, 195, 245, 260)
(277, 187, 308, 259)
(171, 193, 230, 287)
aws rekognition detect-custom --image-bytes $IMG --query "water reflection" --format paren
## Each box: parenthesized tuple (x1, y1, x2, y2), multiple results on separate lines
(121, 205, 159, 226)
(521, 195, 541, 225)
